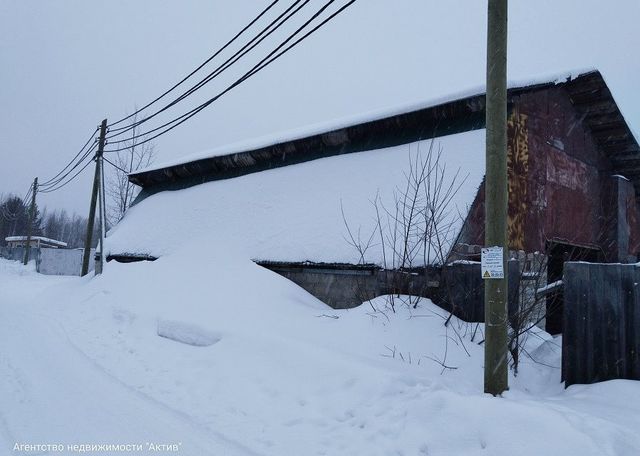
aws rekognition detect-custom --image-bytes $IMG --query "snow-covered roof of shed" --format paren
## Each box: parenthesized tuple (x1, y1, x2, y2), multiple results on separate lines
(107, 128, 486, 266)
(5, 236, 67, 247)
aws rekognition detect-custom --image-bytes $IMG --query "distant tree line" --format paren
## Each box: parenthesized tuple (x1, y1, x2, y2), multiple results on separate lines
(0, 193, 99, 249)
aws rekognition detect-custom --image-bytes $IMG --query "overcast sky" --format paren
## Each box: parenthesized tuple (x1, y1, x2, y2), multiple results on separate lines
(1, 0, 638, 215)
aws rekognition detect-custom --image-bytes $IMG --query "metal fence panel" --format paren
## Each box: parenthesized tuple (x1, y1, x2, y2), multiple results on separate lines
(563, 262, 640, 386)
(1, 247, 94, 276)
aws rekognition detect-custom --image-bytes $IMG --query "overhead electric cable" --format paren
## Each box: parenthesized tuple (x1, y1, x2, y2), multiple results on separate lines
(22, 186, 33, 206)
(103, 0, 356, 152)
(39, 142, 98, 191)
(102, 156, 129, 174)
(107, 0, 281, 129)
(106, 0, 309, 139)
(39, 155, 96, 194)
(40, 127, 98, 186)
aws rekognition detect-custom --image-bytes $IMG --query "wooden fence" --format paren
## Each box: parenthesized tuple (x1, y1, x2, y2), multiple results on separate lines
(563, 262, 640, 386)
(436, 260, 520, 322)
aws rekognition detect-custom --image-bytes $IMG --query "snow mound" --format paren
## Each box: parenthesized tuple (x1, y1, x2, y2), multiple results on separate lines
(157, 320, 221, 347)
(2, 257, 640, 455)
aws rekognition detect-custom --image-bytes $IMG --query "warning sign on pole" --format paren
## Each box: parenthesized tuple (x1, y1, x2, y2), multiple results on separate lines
(481, 246, 504, 279)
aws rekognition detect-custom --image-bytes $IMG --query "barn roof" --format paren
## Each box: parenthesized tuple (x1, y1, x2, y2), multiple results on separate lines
(128, 70, 640, 196)
(563, 72, 640, 194)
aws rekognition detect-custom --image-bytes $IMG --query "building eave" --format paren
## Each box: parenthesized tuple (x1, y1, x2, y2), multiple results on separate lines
(128, 70, 640, 197)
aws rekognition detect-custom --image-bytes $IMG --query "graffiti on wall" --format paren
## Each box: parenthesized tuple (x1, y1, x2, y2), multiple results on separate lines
(546, 150, 588, 191)
(507, 111, 529, 250)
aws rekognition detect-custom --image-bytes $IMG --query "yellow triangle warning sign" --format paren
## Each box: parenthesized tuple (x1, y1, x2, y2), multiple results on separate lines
(483, 270, 491, 278)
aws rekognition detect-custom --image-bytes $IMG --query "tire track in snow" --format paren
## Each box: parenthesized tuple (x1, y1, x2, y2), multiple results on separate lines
(0, 308, 265, 456)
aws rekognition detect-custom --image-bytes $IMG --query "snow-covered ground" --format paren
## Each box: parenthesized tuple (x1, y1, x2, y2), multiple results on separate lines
(1, 253, 639, 456)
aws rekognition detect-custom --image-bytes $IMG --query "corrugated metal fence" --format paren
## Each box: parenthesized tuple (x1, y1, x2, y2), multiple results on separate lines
(0, 247, 94, 276)
(563, 262, 640, 386)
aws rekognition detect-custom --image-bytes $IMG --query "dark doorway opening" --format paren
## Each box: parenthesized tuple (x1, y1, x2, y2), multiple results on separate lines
(545, 241, 601, 335)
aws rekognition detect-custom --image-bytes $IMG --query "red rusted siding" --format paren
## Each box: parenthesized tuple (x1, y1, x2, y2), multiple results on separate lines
(457, 84, 640, 261)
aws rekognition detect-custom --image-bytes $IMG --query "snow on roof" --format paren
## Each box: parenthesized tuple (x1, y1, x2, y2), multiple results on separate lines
(5, 236, 67, 247)
(107, 128, 486, 266)
(138, 69, 593, 175)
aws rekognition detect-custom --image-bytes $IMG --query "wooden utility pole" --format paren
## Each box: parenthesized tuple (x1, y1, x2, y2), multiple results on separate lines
(484, 0, 509, 395)
(96, 152, 106, 274)
(23, 177, 38, 265)
(81, 119, 107, 276)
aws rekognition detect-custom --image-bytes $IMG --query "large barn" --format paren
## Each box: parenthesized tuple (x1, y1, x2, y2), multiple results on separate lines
(107, 70, 640, 331)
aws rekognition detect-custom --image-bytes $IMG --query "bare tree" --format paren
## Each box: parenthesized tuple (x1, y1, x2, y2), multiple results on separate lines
(343, 140, 468, 313)
(506, 252, 549, 375)
(107, 110, 156, 224)
(342, 141, 491, 371)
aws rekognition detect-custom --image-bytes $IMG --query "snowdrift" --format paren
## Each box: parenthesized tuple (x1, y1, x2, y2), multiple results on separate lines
(2, 255, 639, 455)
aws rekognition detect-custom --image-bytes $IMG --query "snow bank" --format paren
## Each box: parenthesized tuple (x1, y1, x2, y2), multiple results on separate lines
(2, 256, 639, 455)
(107, 129, 486, 265)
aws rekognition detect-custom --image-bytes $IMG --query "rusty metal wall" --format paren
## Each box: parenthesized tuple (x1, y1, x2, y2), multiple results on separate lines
(507, 109, 529, 250)
(515, 87, 601, 253)
(457, 85, 640, 260)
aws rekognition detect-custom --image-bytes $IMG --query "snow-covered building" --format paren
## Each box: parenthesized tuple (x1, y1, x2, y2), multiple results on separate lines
(108, 70, 640, 331)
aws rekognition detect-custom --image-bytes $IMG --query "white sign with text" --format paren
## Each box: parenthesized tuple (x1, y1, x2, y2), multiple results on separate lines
(481, 246, 504, 279)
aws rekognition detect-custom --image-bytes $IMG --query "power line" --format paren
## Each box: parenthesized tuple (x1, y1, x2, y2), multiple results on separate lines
(22, 186, 33, 207)
(27, 0, 357, 204)
(1, 203, 22, 221)
(39, 155, 96, 193)
(40, 127, 98, 186)
(0, 184, 33, 220)
(102, 156, 128, 174)
(107, 0, 282, 129)
(39, 142, 98, 191)
(103, 0, 357, 153)
(106, 0, 310, 139)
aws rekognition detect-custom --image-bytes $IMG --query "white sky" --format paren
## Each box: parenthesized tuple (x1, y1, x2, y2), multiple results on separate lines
(1, 0, 638, 215)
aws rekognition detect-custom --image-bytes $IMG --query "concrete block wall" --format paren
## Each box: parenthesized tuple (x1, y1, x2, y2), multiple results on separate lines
(272, 267, 379, 309)
(260, 263, 441, 310)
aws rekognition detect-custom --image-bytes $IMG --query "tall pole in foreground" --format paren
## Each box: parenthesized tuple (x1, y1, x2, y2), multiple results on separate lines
(484, 0, 509, 395)
(23, 177, 38, 265)
(97, 151, 105, 274)
(81, 119, 107, 276)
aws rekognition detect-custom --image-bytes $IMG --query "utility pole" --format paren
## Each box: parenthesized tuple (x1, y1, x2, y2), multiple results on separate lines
(81, 119, 107, 276)
(96, 151, 106, 274)
(23, 177, 38, 265)
(484, 0, 509, 395)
